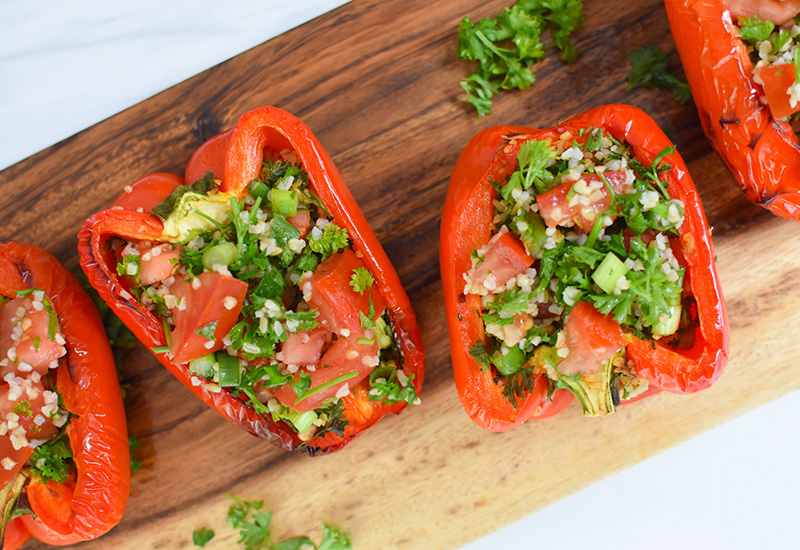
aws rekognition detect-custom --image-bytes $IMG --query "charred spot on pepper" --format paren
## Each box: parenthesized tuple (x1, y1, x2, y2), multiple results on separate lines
(718, 116, 740, 128)
(747, 132, 763, 150)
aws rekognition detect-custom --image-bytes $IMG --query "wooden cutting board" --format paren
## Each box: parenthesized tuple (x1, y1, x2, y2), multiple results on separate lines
(2, 0, 798, 548)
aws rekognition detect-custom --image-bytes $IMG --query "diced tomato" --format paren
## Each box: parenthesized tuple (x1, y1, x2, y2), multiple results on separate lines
(302, 249, 385, 333)
(470, 230, 533, 289)
(756, 64, 800, 119)
(537, 171, 630, 233)
(287, 210, 312, 238)
(274, 331, 379, 412)
(0, 382, 59, 443)
(558, 301, 626, 376)
(280, 327, 333, 365)
(169, 272, 248, 364)
(111, 173, 184, 212)
(139, 243, 184, 285)
(729, 0, 800, 26)
(0, 296, 65, 378)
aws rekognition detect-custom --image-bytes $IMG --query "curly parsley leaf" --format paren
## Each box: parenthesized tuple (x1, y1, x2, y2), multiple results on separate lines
(222, 495, 351, 550)
(319, 524, 352, 550)
(458, 0, 585, 117)
(29, 431, 73, 484)
(468, 340, 492, 371)
(308, 223, 349, 260)
(349, 267, 374, 295)
(193, 526, 216, 547)
(626, 45, 691, 105)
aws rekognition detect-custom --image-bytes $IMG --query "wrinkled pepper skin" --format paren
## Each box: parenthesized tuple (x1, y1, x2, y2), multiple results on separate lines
(440, 104, 729, 431)
(665, 0, 800, 220)
(78, 106, 425, 455)
(0, 243, 129, 549)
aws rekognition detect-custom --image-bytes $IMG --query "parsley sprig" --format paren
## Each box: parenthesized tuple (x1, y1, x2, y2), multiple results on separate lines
(221, 495, 351, 550)
(458, 0, 586, 117)
(626, 45, 691, 105)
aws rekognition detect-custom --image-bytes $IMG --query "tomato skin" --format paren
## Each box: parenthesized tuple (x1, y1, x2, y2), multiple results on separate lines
(469, 230, 533, 288)
(274, 332, 379, 412)
(185, 129, 234, 185)
(303, 249, 386, 333)
(537, 171, 629, 232)
(756, 64, 799, 119)
(169, 272, 248, 364)
(111, 173, 183, 212)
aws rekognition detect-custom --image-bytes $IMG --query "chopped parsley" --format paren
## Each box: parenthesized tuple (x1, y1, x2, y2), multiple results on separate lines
(368, 365, 418, 405)
(308, 223, 349, 260)
(193, 526, 216, 547)
(457, 0, 586, 117)
(223, 494, 351, 550)
(738, 16, 775, 44)
(29, 431, 73, 484)
(349, 267, 374, 295)
(13, 401, 31, 417)
(626, 45, 691, 105)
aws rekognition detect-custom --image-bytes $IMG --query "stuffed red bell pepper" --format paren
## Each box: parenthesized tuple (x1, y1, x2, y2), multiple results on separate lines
(0, 243, 129, 549)
(665, 0, 800, 220)
(440, 104, 729, 431)
(78, 106, 424, 455)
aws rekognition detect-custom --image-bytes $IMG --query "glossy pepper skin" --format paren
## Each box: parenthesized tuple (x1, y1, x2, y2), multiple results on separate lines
(78, 106, 425, 455)
(0, 243, 129, 549)
(440, 104, 729, 431)
(665, 0, 800, 220)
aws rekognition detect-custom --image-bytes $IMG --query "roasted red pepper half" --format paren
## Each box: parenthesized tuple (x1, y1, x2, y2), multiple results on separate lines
(78, 106, 424, 455)
(0, 243, 129, 549)
(440, 104, 729, 431)
(665, 0, 800, 220)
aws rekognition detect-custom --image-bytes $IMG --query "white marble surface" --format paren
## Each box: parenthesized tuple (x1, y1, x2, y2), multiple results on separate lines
(2, 1, 798, 548)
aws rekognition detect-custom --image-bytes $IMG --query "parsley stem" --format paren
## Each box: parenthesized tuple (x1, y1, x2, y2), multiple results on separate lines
(294, 371, 359, 404)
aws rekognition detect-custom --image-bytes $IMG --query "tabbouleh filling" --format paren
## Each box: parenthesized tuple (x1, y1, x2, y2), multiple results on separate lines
(113, 151, 417, 444)
(464, 127, 692, 416)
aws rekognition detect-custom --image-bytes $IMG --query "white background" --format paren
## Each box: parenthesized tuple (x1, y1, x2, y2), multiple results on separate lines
(1, 1, 798, 548)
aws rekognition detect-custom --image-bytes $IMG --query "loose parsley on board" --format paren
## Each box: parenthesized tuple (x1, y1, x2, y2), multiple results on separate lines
(626, 45, 691, 105)
(457, 0, 586, 117)
(188, 494, 352, 550)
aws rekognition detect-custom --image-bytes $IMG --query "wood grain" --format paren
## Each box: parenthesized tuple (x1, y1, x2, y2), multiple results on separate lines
(2, 0, 798, 548)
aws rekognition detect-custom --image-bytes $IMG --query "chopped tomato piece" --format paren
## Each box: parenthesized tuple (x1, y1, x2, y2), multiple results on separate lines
(139, 244, 184, 285)
(0, 382, 59, 442)
(470, 230, 533, 289)
(280, 327, 333, 365)
(275, 331, 379, 412)
(0, 296, 65, 377)
(302, 249, 385, 333)
(756, 64, 800, 119)
(729, 0, 800, 25)
(287, 210, 312, 238)
(169, 272, 248, 364)
(558, 301, 626, 376)
(537, 170, 629, 233)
